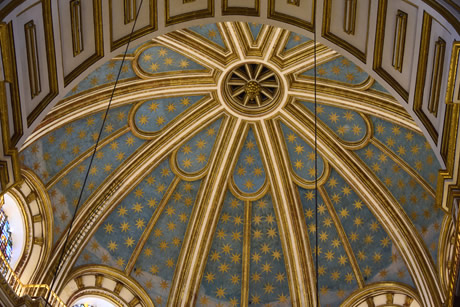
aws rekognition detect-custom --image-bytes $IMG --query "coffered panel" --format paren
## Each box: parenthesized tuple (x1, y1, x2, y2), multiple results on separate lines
(165, 0, 212, 25)
(322, 0, 370, 62)
(109, 0, 157, 51)
(374, 0, 419, 101)
(223, 0, 259, 16)
(414, 13, 453, 143)
(268, 0, 314, 30)
(58, 0, 103, 86)
(12, 0, 57, 126)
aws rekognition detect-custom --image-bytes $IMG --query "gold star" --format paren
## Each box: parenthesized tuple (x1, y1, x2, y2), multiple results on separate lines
(104, 223, 114, 233)
(215, 287, 226, 299)
(136, 218, 145, 229)
(108, 241, 118, 251)
(181, 97, 191, 106)
(156, 116, 165, 126)
(264, 283, 274, 294)
(287, 133, 296, 143)
(219, 262, 229, 273)
(244, 180, 255, 190)
(262, 261, 272, 273)
(294, 160, 304, 170)
(138, 115, 149, 125)
(179, 59, 189, 68)
(116, 257, 125, 267)
(149, 102, 159, 112)
(132, 203, 143, 213)
(120, 221, 130, 232)
(158, 48, 167, 57)
(272, 250, 281, 260)
(149, 62, 159, 72)
(166, 258, 174, 268)
(166, 103, 176, 112)
(196, 139, 207, 149)
(144, 248, 153, 257)
(125, 237, 135, 247)
(331, 271, 340, 281)
(205, 272, 215, 283)
(329, 112, 339, 123)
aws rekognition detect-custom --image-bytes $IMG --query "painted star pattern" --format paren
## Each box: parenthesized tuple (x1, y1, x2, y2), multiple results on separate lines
(281, 123, 325, 182)
(134, 95, 203, 133)
(303, 56, 368, 85)
(176, 118, 222, 174)
(284, 31, 312, 51)
(75, 158, 175, 269)
(233, 128, 266, 194)
(137, 46, 205, 75)
(189, 24, 226, 48)
(132, 179, 202, 306)
(301, 101, 366, 143)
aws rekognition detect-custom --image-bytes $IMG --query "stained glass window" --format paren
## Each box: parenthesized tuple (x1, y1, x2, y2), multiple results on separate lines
(0, 209, 12, 262)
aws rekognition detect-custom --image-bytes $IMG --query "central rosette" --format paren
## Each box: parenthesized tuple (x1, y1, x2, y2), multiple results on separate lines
(222, 62, 283, 117)
(244, 81, 261, 99)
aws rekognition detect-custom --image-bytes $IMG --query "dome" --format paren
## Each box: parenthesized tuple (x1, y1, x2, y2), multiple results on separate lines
(19, 22, 445, 306)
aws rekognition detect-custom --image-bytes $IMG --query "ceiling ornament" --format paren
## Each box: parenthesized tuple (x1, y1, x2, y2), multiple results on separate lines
(223, 62, 282, 117)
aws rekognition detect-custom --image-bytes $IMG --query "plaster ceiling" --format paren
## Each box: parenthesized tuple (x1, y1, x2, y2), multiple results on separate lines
(19, 22, 444, 306)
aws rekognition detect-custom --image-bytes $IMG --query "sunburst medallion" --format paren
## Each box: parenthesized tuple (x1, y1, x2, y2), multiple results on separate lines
(223, 62, 282, 116)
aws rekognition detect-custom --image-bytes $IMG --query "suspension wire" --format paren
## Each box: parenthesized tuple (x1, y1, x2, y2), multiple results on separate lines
(45, 1, 145, 304)
(314, 17, 319, 307)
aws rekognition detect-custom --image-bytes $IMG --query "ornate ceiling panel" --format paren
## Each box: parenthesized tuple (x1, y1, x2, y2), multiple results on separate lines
(20, 22, 445, 306)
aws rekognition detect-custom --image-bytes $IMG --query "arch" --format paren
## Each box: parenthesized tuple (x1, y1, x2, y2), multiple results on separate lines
(71, 296, 118, 307)
(1, 169, 53, 284)
(341, 282, 422, 307)
(1, 193, 25, 270)
(59, 265, 154, 307)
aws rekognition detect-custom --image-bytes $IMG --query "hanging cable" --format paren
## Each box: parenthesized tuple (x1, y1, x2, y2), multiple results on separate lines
(45, 1, 144, 304)
(313, 18, 319, 307)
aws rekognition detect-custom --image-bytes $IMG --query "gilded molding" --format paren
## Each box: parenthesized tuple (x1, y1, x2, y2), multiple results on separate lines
(233, 22, 275, 58)
(168, 117, 242, 304)
(0, 22, 23, 146)
(413, 12, 438, 143)
(262, 119, 315, 305)
(446, 41, 460, 105)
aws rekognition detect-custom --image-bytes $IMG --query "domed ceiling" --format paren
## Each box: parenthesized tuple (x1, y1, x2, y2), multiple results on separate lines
(20, 22, 444, 306)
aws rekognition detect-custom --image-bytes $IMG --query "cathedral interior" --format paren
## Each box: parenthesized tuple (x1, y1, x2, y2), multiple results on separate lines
(0, 0, 460, 306)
